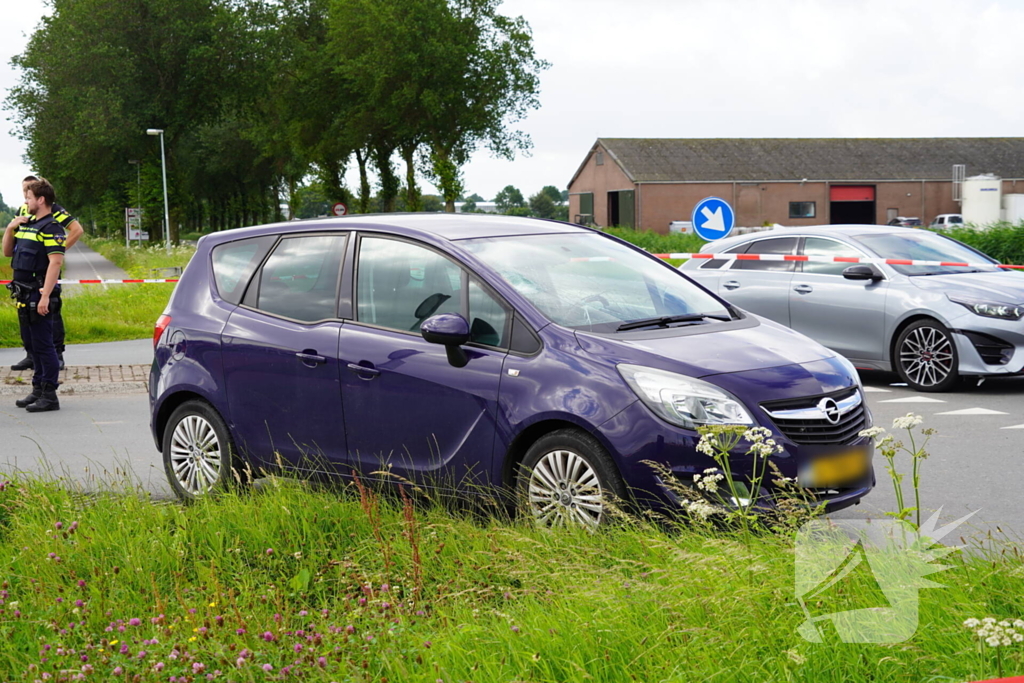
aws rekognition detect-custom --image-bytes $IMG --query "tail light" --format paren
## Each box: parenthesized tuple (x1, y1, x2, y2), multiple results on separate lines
(154, 315, 172, 348)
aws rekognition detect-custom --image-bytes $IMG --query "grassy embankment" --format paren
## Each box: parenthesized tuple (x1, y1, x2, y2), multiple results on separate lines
(0, 238, 193, 348)
(1, 473, 1022, 682)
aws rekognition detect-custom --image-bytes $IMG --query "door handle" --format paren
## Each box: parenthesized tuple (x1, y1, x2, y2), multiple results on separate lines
(793, 284, 813, 294)
(347, 362, 381, 378)
(296, 351, 327, 367)
(723, 280, 740, 290)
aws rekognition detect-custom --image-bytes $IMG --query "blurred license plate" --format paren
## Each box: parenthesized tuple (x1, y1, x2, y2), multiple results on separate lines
(800, 445, 869, 488)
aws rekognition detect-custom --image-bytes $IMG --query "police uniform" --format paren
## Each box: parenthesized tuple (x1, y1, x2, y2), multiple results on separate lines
(14, 203, 74, 363)
(11, 213, 66, 407)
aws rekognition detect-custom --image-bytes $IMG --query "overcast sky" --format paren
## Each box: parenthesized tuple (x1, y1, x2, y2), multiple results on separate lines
(3, 0, 1023, 208)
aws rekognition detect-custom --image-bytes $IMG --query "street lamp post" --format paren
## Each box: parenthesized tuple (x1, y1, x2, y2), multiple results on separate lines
(146, 128, 172, 255)
(128, 159, 141, 248)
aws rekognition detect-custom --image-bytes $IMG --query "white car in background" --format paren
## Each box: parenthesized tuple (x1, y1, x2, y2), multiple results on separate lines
(929, 214, 964, 230)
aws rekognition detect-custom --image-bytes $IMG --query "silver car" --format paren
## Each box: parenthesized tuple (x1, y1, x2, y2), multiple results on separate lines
(680, 225, 1024, 392)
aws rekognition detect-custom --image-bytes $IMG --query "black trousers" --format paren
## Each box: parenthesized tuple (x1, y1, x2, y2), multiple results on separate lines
(18, 290, 64, 355)
(27, 291, 60, 386)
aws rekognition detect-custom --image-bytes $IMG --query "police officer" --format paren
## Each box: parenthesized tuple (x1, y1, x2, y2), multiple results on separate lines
(9, 175, 84, 372)
(3, 178, 66, 412)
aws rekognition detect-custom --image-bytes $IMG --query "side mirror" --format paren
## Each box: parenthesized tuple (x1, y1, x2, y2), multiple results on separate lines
(421, 313, 471, 367)
(842, 265, 883, 282)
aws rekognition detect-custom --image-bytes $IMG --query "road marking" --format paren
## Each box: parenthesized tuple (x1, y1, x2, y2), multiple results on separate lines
(1001, 424, 1024, 430)
(862, 386, 891, 393)
(879, 396, 946, 403)
(935, 408, 1009, 416)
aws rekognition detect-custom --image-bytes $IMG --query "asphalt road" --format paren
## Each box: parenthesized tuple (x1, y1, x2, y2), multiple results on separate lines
(0, 367, 1021, 543)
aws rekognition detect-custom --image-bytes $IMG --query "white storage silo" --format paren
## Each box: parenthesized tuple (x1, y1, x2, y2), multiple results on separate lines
(962, 174, 1002, 227)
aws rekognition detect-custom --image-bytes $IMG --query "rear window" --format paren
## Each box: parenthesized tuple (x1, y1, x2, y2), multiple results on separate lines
(211, 236, 277, 304)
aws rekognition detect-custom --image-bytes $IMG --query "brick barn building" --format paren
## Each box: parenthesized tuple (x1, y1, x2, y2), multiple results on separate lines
(567, 138, 1024, 232)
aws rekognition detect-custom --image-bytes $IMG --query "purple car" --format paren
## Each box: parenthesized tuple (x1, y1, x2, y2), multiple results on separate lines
(150, 214, 874, 525)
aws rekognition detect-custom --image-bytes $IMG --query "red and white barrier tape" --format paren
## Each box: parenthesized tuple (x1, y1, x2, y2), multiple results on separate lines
(0, 279, 180, 285)
(645, 253, 1024, 269)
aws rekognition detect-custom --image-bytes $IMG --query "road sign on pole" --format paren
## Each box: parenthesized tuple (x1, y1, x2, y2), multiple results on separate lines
(332, 202, 348, 216)
(691, 197, 735, 241)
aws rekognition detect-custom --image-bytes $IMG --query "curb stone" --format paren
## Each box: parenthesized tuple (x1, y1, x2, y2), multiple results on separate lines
(0, 364, 149, 396)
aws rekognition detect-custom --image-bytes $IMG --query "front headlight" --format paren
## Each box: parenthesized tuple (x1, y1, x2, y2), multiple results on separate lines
(617, 364, 753, 430)
(948, 295, 1024, 321)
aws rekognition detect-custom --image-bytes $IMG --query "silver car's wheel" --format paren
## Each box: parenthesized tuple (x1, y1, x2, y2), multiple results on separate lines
(169, 415, 224, 496)
(162, 400, 245, 501)
(519, 429, 627, 529)
(895, 319, 960, 392)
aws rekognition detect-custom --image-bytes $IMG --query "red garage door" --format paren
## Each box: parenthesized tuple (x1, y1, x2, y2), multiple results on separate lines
(830, 186, 875, 202)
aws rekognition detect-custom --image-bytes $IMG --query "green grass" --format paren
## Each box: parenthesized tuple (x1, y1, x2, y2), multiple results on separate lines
(0, 239, 193, 347)
(0, 473, 1020, 681)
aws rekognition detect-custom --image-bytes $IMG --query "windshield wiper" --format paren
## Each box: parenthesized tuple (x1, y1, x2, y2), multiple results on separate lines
(913, 268, 990, 276)
(616, 313, 731, 332)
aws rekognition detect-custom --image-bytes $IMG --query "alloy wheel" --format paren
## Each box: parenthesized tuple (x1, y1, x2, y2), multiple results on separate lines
(169, 414, 224, 496)
(526, 449, 605, 528)
(898, 325, 955, 389)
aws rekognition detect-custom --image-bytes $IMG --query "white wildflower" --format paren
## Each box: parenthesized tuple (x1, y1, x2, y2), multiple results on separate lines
(892, 413, 923, 430)
(683, 499, 720, 521)
(858, 426, 885, 439)
(784, 649, 806, 665)
(696, 434, 717, 456)
(965, 616, 1024, 648)
(694, 469, 724, 493)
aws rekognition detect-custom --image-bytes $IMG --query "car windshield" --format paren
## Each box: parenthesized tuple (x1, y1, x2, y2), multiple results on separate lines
(852, 231, 1001, 276)
(461, 233, 732, 332)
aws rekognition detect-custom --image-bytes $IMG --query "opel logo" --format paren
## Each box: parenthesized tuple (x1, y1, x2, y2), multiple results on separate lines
(817, 397, 841, 425)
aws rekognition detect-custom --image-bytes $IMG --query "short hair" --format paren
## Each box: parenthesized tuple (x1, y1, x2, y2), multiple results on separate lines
(22, 175, 38, 183)
(25, 178, 55, 208)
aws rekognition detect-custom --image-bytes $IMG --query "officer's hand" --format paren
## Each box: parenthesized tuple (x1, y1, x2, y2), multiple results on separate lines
(6, 216, 27, 230)
(37, 298, 49, 316)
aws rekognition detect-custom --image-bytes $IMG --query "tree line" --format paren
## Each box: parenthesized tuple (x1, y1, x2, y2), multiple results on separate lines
(9, 0, 548, 241)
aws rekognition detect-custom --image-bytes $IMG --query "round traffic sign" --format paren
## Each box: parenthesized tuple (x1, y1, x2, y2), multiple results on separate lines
(332, 202, 348, 216)
(691, 197, 735, 241)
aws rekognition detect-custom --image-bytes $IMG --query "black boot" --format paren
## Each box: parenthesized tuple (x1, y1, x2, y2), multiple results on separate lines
(15, 384, 42, 409)
(10, 355, 33, 371)
(25, 382, 59, 413)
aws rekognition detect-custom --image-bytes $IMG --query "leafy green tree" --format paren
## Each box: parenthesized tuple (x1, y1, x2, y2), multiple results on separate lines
(10, 0, 253, 242)
(529, 191, 556, 219)
(461, 199, 477, 213)
(329, 0, 547, 213)
(494, 185, 525, 213)
(540, 185, 563, 205)
(465, 192, 485, 203)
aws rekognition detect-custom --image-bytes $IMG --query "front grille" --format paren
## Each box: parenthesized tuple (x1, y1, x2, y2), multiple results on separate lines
(760, 387, 866, 445)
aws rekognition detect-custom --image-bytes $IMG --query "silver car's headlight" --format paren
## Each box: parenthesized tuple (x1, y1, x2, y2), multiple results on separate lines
(617, 364, 753, 430)
(948, 295, 1024, 321)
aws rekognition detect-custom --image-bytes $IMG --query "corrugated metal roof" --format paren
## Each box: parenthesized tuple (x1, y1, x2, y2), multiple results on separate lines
(589, 138, 1024, 183)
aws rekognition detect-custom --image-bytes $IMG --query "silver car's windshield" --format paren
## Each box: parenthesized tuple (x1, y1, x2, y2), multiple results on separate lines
(462, 233, 732, 332)
(852, 231, 1001, 276)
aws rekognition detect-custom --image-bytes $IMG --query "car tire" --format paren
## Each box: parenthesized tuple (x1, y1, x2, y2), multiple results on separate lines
(517, 429, 627, 529)
(162, 400, 249, 502)
(894, 318, 961, 392)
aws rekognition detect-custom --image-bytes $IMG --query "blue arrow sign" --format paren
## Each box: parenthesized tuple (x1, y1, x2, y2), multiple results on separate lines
(691, 197, 735, 241)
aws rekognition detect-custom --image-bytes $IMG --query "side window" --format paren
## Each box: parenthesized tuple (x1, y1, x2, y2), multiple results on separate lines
(252, 234, 346, 322)
(732, 237, 797, 272)
(802, 237, 863, 276)
(468, 279, 508, 347)
(357, 237, 462, 332)
(211, 235, 276, 304)
(700, 243, 749, 269)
